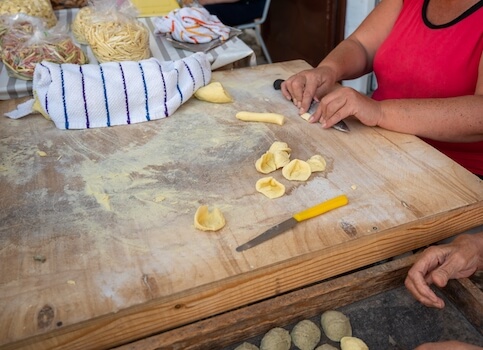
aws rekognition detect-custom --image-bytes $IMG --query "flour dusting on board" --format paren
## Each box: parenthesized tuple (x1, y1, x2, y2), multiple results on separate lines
(66, 110, 272, 220)
(0, 102, 273, 245)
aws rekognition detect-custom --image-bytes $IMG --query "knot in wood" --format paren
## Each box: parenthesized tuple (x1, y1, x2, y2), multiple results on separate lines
(38, 305, 55, 329)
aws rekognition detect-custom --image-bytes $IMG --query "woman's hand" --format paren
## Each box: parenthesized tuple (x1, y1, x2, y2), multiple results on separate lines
(308, 86, 383, 129)
(281, 66, 338, 114)
(405, 233, 483, 309)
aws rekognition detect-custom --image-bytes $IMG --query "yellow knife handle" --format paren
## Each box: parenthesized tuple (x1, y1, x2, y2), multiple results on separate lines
(292, 194, 348, 222)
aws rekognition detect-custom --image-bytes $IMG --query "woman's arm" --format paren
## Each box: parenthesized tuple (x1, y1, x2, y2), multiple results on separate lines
(320, 0, 403, 81)
(312, 53, 483, 142)
(281, 0, 403, 113)
(376, 55, 483, 142)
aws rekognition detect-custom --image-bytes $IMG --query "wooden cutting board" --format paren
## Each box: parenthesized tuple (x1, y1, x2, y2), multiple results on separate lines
(0, 60, 482, 350)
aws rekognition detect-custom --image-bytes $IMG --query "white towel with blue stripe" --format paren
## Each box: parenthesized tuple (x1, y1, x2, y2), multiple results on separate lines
(5, 52, 211, 129)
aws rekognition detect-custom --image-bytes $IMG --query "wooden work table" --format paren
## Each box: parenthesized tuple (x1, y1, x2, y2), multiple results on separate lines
(0, 60, 482, 350)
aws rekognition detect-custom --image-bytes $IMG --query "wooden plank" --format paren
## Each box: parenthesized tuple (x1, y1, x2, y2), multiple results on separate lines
(114, 255, 418, 350)
(1, 60, 482, 350)
(444, 278, 483, 333)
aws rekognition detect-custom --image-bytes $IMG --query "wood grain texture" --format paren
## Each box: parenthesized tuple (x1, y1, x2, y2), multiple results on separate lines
(0, 60, 482, 350)
(444, 278, 483, 333)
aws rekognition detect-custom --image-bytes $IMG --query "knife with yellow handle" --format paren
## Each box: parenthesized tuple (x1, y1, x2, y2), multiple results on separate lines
(236, 194, 348, 252)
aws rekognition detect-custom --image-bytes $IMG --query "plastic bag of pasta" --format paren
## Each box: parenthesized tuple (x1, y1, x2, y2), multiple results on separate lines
(0, 0, 57, 28)
(0, 14, 88, 80)
(72, 0, 151, 63)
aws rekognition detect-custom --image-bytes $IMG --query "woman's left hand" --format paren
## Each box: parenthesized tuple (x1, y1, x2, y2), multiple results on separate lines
(308, 86, 383, 129)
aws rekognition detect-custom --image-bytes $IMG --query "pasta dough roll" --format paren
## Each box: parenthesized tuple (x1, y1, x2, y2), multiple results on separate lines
(236, 111, 285, 125)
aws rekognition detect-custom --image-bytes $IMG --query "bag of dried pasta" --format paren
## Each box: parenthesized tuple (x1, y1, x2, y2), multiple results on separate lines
(0, 14, 88, 80)
(0, 0, 57, 28)
(72, 0, 150, 63)
(71, 6, 92, 44)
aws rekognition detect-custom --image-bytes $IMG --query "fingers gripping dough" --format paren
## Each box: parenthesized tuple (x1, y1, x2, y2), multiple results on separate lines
(236, 111, 285, 125)
(256, 177, 285, 199)
(300, 113, 311, 121)
(194, 205, 226, 231)
(194, 82, 233, 103)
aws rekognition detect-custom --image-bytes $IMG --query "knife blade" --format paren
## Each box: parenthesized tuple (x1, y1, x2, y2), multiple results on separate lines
(273, 79, 350, 133)
(236, 194, 348, 252)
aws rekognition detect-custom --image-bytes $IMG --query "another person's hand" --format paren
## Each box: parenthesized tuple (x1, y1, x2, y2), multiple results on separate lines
(414, 340, 483, 350)
(281, 66, 338, 114)
(405, 233, 483, 309)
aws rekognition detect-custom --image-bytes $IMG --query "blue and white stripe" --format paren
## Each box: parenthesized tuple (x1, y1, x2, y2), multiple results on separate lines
(32, 52, 211, 129)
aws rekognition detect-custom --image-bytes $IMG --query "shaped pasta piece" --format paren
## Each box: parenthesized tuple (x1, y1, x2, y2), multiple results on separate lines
(268, 141, 291, 169)
(321, 310, 352, 342)
(234, 343, 259, 350)
(291, 319, 321, 350)
(194, 205, 226, 231)
(268, 141, 291, 155)
(300, 112, 311, 121)
(272, 150, 290, 169)
(255, 152, 277, 174)
(256, 177, 285, 199)
(260, 327, 291, 350)
(315, 345, 338, 350)
(282, 159, 311, 181)
(307, 154, 327, 172)
(340, 337, 369, 350)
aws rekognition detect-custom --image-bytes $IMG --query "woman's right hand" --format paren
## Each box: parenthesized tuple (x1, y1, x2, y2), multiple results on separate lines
(281, 65, 338, 114)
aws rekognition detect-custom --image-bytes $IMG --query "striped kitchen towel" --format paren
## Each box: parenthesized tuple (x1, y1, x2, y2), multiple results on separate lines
(154, 7, 230, 44)
(5, 52, 211, 129)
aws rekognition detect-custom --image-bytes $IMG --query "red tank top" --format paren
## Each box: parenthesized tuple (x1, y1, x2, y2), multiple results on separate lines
(372, 0, 483, 176)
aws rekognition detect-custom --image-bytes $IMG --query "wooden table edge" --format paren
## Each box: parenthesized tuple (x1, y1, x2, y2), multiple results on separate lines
(3, 204, 482, 350)
(115, 255, 483, 350)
